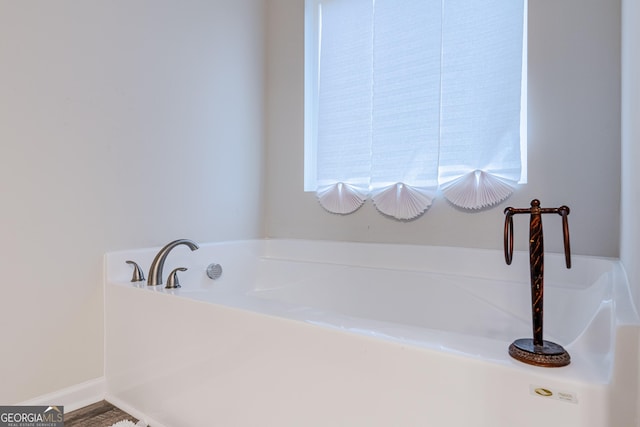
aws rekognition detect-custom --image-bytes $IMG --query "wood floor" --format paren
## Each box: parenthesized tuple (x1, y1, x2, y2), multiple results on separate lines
(64, 400, 141, 427)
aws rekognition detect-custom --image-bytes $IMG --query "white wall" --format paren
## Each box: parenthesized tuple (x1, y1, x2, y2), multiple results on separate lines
(265, 0, 621, 257)
(0, 0, 265, 403)
(621, 0, 640, 318)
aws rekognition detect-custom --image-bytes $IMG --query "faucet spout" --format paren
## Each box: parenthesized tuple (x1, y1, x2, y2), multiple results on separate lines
(147, 239, 199, 286)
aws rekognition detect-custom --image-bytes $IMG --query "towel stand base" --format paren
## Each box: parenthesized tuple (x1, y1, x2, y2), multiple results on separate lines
(508, 338, 571, 368)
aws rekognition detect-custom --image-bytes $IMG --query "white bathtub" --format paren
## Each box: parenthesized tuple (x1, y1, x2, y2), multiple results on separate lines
(104, 239, 640, 427)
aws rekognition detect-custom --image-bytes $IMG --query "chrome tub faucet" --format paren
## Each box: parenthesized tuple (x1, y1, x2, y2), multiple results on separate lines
(147, 239, 199, 286)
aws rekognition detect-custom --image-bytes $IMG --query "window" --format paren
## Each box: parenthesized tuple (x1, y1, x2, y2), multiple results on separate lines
(305, 0, 527, 219)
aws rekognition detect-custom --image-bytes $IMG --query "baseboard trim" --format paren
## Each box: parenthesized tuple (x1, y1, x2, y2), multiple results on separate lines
(14, 378, 163, 426)
(16, 377, 106, 413)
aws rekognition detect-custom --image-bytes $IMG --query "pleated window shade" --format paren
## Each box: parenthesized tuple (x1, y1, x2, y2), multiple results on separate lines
(306, 0, 526, 219)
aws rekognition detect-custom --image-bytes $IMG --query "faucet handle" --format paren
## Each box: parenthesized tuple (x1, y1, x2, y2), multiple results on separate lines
(166, 267, 187, 289)
(126, 260, 146, 282)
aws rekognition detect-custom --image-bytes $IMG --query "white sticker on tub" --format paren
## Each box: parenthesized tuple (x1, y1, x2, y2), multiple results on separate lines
(530, 385, 578, 404)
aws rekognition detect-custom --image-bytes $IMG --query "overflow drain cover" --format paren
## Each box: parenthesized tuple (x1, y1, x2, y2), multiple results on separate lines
(206, 263, 223, 280)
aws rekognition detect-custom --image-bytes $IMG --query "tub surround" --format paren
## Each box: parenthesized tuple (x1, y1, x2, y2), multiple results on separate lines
(104, 239, 639, 427)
